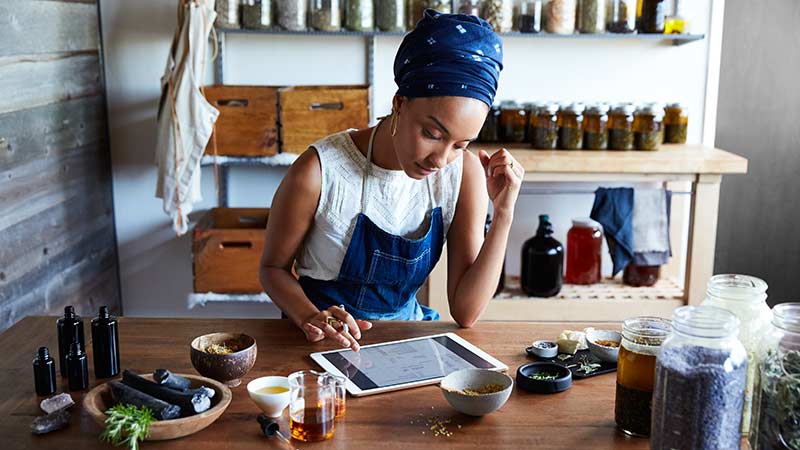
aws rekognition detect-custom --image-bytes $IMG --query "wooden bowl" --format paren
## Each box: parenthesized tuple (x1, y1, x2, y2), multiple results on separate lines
(190, 332, 257, 387)
(83, 373, 232, 441)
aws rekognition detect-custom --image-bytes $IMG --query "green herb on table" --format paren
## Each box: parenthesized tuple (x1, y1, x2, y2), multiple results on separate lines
(527, 371, 560, 381)
(577, 355, 602, 374)
(100, 404, 155, 450)
(557, 354, 571, 361)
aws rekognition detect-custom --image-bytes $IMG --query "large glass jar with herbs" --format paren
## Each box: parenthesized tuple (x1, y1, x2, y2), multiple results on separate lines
(531, 102, 559, 149)
(517, 0, 543, 32)
(479, 104, 501, 142)
(482, 0, 515, 32)
(633, 103, 663, 151)
(664, 102, 689, 144)
(543, 0, 576, 34)
(377, 0, 406, 32)
(583, 103, 609, 150)
(750, 302, 800, 450)
(606, 0, 635, 33)
(344, 0, 373, 31)
(615, 316, 671, 437)
(242, 0, 272, 30)
(701, 274, 772, 436)
(407, 0, 451, 29)
(639, 0, 666, 33)
(557, 102, 584, 150)
(499, 100, 528, 143)
(576, 0, 605, 33)
(216, 0, 241, 29)
(309, 0, 342, 31)
(276, 0, 308, 31)
(651, 306, 748, 450)
(608, 103, 635, 151)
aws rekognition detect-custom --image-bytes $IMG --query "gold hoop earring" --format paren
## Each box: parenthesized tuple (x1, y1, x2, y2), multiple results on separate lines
(390, 111, 398, 137)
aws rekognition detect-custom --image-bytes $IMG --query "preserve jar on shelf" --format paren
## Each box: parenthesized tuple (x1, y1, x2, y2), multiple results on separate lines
(565, 218, 602, 285)
(531, 102, 559, 149)
(455, 0, 481, 16)
(276, 0, 308, 31)
(344, 0, 374, 31)
(583, 103, 609, 150)
(479, 104, 501, 142)
(557, 102, 584, 150)
(521, 215, 564, 297)
(499, 100, 528, 143)
(639, 0, 666, 33)
(577, 0, 605, 33)
(242, 0, 272, 30)
(543, 0, 576, 34)
(216, 0, 241, 29)
(615, 316, 671, 437)
(664, 102, 688, 144)
(517, 0, 543, 33)
(633, 103, 664, 151)
(749, 302, 800, 450)
(482, 0, 515, 32)
(608, 103, 635, 150)
(377, 0, 406, 32)
(623, 263, 660, 287)
(606, 0, 635, 33)
(700, 274, 772, 436)
(309, 0, 342, 32)
(651, 306, 748, 450)
(407, 0, 451, 29)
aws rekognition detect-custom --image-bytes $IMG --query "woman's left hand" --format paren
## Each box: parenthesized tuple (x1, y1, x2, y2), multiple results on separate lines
(478, 149, 524, 220)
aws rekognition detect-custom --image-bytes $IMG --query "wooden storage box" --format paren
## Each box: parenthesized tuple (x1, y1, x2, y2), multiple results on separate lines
(193, 208, 269, 293)
(279, 85, 370, 154)
(203, 85, 278, 157)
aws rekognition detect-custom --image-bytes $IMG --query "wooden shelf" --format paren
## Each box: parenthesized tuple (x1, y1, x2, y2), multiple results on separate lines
(482, 276, 684, 322)
(200, 153, 297, 167)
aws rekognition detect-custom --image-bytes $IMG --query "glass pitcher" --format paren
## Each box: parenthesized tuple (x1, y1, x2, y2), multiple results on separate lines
(288, 370, 337, 442)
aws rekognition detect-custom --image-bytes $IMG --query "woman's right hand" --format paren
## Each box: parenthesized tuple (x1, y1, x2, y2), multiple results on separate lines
(301, 306, 372, 351)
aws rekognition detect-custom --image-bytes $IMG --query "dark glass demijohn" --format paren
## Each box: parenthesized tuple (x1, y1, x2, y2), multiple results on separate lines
(521, 215, 564, 297)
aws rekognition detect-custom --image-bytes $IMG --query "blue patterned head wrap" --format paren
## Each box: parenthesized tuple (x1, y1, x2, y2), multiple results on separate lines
(393, 9, 504, 108)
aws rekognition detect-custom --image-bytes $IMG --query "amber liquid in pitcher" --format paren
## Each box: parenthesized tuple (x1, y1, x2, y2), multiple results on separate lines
(290, 407, 335, 442)
(615, 345, 658, 437)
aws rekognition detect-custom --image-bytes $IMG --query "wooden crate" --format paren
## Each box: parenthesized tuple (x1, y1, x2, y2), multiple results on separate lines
(193, 208, 269, 293)
(279, 85, 369, 154)
(203, 85, 279, 157)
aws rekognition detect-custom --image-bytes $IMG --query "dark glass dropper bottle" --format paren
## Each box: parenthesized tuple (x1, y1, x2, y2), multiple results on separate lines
(91, 306, 120, 378)
(66, 338, 88, 391)
(521, 214, 564, 297)
(56, 306, 84, 377)
(33, 347, 57, 396)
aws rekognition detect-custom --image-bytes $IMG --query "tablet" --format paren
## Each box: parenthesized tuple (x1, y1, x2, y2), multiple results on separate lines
(310, 333, 508, 397)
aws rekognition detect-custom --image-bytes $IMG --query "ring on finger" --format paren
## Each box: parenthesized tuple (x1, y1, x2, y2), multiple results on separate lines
(325, 316, 349, 335)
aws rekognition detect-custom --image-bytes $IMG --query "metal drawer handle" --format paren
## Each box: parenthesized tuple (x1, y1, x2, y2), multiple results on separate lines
(309, 102, 343, 111)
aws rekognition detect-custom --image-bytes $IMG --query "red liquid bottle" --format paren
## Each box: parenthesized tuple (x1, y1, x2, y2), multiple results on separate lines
(565, 218, 603, 285)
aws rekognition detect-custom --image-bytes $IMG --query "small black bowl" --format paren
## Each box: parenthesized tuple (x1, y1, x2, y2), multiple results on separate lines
(516, 362, 573, 394)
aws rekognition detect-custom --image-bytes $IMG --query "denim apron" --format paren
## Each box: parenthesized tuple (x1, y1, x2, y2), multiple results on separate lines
(298, 124, 443, 320)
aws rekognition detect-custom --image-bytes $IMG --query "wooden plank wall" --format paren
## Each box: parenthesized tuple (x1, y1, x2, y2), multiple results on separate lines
(0, 0, 120, 331)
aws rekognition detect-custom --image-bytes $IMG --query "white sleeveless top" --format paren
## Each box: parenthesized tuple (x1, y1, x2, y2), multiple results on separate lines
(295, 130, 464, 281)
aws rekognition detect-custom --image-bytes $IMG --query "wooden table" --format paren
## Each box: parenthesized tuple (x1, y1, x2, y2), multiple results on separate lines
(2, 317, 649, 449)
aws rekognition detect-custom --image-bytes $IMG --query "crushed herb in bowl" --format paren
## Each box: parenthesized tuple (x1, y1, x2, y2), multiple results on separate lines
(526, 371, 561, 381)
(595, 340, 620, 348)
(457, 384, 505, 396)
(203, 343, 238, 355)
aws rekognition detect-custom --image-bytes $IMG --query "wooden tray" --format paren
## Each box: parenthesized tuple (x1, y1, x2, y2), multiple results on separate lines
(83, 373, 232, 441)
(525, 348, 617, 379)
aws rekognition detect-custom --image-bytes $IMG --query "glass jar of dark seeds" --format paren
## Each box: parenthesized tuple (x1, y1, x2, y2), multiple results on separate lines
(582, 103, 609, 150)
(377, 0, 406, 32)
(518, 0, 543, 32)
(499, 100, 528, 143)
(276, 0, 308, 31)
(216, 0, 241, 29)
(344, 0, 373, 31)
(608, 103, 635, 150)
(531, 102, 559, 149)
(633, 103, 664, 151)
(639, 0, 667, 33)
(606, 0, 635, 33)
(242, 0, 272, 30)
(651, 306, 748, 450)
(663, 102, 688, 144)
(479, 104, 502, 142)
(407, 0, 452, 30)
(577, 0, 605, 33)
(309, 0, 342, 31)
(557, 102, 584, 150)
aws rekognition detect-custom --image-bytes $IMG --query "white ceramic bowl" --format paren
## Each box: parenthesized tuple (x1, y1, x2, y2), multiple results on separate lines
(440, 369, 513, 416)
(586, 329, 622, 363)
(247, 376, 290, 418)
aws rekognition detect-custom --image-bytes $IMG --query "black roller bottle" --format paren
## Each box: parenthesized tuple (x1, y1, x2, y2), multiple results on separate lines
(521, 214, 564, 297)
(66, 340, 88, 391)
(33, 347, 57, 396)
(91, 306, 120, 378)
(56, 306, 84, 377)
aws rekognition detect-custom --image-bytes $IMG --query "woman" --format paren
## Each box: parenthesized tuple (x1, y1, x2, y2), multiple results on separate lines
(259, 10, 523, 351)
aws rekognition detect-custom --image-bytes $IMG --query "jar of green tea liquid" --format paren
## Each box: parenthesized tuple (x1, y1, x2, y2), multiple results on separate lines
(583, 103, 609, 150)
(531, 102, 559, 149)
(608, 103, 635, 151)
(557, 102, 584, 150)
(633, 103, 663, 151)
(664, 102, 688, 144)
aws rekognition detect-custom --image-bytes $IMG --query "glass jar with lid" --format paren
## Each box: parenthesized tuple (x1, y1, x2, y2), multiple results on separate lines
(407, 0, 452, 30)
(522, 102, 541, 143)
(651, 306, 749, 450)
(577, 0, 605, 33)
(633, 103, 664, 151)
(750, 302, 800, 450)
(701, 274, 772, 436)
(455, 0, 481, 16)
(664, 102, 689, 144)
(565, 218, 602, 285)
(479, 104, 501, 142)
(623, 264, 660, 287)
(518, 0, 543, 32)
(482, 0, 515, 32)
(276, 0, 308, 31)
(309, 0, 342, 31)
(608, 103, 635, 151)
(242, 0, 272, 30)
(615, 316, 671, 437)
(344, 0, 374, 31)
(639, 0, 666, 33)
(606, 0, 635, 33)
(543, 0, 576, 34)
(499, 101, 528, 143)
(583, 103, 609, 150)
(216, 0, 241, 29)
(557, 102, 584, 150)
(377, 0, 406, 32)
(531, 102, 559, 149)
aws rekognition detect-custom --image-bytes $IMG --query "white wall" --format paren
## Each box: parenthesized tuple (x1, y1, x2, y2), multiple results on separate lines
(99, 0, 714, 317)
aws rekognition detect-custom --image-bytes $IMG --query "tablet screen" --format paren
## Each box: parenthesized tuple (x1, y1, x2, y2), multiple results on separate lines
(320, 335, 496, 390)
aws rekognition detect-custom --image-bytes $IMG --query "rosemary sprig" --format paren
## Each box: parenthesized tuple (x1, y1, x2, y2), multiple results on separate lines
(100, 404, 155, 450)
